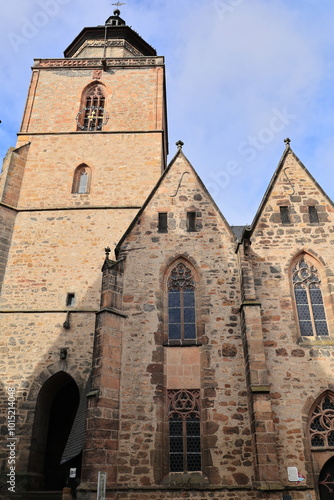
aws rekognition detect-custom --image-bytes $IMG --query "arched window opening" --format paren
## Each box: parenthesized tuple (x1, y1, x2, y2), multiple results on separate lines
(168, 389, 201, 473)
(167, 262, 196, 342)
(77, 84, 106, 131)
(72, 165, 91, 194)
(292, 256, 328, 336)
(310, 393, 334, 448)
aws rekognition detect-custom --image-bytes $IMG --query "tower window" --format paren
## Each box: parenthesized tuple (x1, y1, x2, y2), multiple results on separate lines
(72, 165, 91, 194)
(78, 171, 88, 194)
(158, 213, 168, 233)
(167, 262, 196, 342)
(292, 257, 328, 336)
(66, 293, 75, 307)
(187, 212, 197, 232)
(308, 206, 319, 223)
(168, 389, 201, 473)
(280, 206, 291, 224)
(77, 85, 106, 131)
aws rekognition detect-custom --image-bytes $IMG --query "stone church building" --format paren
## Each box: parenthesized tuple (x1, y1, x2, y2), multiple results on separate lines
(1, 10, 334, 500)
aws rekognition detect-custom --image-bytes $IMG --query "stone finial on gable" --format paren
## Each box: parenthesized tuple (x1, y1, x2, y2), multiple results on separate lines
(284, 137, 291, 148)
(176, 140, 184, 150)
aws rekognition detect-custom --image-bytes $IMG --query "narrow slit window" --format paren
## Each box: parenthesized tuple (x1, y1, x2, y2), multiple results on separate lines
(187, 212, 197, 232)
(308, 206, 319, 223)
(280, 206, 291, 224)
(158, 213, 168, 233)
(66, 293, 75, 307)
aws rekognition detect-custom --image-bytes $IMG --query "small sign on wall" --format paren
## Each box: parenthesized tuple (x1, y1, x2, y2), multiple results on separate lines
(287, 467, 299, 481)
(287, 467, 306, 484)
(69, 468, 76, 478)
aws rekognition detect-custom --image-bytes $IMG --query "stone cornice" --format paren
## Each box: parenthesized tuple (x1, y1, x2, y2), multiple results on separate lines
(33, 56, 164, 69)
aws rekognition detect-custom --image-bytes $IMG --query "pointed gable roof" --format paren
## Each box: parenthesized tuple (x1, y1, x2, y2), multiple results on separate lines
(115, 145, 235, 257)
(246, 141, 334, 239)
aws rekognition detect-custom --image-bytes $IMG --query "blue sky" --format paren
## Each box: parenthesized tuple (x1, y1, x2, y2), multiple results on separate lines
(1, 0, 334, 225)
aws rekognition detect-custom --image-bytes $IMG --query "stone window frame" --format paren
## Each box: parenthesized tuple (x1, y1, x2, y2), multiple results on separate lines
(72, 164, 92, 194)
(290, 252, 332, 341)
(163, 258, 203, 346)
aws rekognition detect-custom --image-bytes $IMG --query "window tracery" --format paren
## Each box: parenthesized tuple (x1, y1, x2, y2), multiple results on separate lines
(168, 389, 201, 473)
(77, 85, 106, 131)
(292, 257, 328, 336)
(310, 393, 334, 447)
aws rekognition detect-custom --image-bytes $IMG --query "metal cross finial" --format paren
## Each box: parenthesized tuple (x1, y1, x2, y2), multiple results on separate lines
(87, 109, 96, 123)
(284, 137, 291, 146)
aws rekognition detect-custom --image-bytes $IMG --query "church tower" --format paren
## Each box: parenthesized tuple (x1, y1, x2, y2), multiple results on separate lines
(0, 10, 167, 494)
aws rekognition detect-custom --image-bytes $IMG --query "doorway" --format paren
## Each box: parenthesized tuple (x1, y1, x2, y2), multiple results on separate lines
(28, 372, 81, 491)
(319, 456, 334, 499)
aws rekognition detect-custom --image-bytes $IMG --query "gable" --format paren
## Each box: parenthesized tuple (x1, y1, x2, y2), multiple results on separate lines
(115, 149, 236, 258)
(250, 146, 334, 244)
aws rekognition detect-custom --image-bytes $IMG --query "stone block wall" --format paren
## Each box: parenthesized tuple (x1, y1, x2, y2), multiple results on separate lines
(245, 148, 334, 491)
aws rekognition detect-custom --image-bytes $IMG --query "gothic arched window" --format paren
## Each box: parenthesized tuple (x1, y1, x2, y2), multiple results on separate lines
(168, 389, 201, 473)
(310, 393, 334, 447)
(77, 84, 106, 131)
(167, 262, 196, 342)
(292, 256, 328, 336)
(72, 165, 91, 194)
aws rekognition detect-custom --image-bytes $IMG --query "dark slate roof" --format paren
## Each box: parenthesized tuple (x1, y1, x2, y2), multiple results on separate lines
(61, 378, 91, 465)
(231, 226, 246, 241)
(64, 23, 157, 58)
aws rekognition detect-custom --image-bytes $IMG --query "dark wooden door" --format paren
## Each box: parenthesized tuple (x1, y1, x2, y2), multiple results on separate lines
(319, 457, 334, 499)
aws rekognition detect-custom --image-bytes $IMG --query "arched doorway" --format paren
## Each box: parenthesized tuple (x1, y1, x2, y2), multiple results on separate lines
(319, 456, 334, 499)
(28, 372, 81, 491)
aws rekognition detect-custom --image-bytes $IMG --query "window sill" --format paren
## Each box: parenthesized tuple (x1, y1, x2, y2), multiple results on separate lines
(297, 336, 334, 346)
(162, 472, 209, 488)
(311, 447, 334, 452)
(163, 341, 202, 347)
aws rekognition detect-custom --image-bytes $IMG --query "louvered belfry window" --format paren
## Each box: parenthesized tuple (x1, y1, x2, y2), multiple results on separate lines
(168, 389, 201, 472)
(293, 257, 328, 336)
(80, 85, 105, 131)
(167, 263, 196, 342)
(310, 393, 334, 447)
